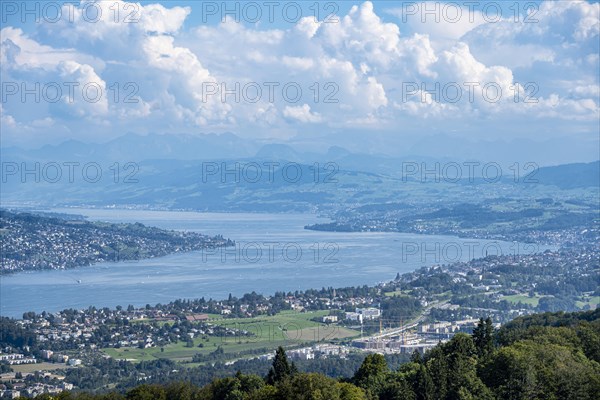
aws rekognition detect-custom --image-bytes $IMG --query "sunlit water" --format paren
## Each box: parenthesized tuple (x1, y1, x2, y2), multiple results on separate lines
(0, 208, 548, 317)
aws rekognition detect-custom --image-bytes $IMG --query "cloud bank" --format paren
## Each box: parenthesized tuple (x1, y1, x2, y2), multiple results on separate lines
(1, 0, 598, 146)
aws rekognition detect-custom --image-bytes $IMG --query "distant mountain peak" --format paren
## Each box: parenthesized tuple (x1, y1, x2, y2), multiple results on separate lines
(326, 146, 351, 159)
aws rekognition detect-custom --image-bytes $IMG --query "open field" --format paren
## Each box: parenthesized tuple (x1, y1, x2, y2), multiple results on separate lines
(10, 362, 69, 374)
(502, 294, 549, 307)
(102, 311, 358, 362)
(503, 294, 598, 310)
(576, 296, 600, 309)
(384, 290, 412, 297)
(213, 310, 357, 342)
(102, 338, 292, 363)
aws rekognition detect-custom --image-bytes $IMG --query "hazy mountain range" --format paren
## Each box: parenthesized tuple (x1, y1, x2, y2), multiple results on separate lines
(2, 133, 598, 212)
(3, 132, 598, 167)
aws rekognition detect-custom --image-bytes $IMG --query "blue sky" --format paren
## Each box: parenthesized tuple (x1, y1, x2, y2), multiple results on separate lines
(1, 0, 598, 154)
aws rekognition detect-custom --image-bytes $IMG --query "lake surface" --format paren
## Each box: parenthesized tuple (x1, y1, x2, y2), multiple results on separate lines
(0, 209, 546, 318)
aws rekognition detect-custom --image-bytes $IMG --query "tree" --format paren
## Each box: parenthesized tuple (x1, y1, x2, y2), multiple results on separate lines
(472, 317, 494, 358)
(577, 323, 600, 363)
(209, 376, 244, 400)
(164, 381, 197, 400)
(338, 382, 368, 400)
(443, 334, 493, 400)
(236, 372, 265, 394)
(0, 364, 12, 374)
(290, 361, 299, 375)
(410, 350, 422, 364)
(378, 377, 415, 400)
(481, 339, 600, 400)
(414, 365, 434, 400)
(353, 353, 388, 394)
(266, 346, 292, 384)
(246, 385, 278, 400)
(425, 346, 448, 400)
(126, 384, 166, 400)
(278, 373, 367, 400)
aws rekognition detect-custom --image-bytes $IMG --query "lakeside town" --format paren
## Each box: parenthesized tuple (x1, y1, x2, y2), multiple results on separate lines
(1, 228, 598, 397)
(306, 199, 599, 247)
(0, 210, 233, 274)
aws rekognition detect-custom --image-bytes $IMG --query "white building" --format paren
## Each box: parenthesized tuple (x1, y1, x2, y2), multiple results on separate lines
(345, 312, 363, 322)
(288, 348, 315, 361)
(356, 307, 381, 320)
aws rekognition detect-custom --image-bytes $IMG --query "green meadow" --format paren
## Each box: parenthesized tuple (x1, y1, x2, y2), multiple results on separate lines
(102, 310, 358, 363)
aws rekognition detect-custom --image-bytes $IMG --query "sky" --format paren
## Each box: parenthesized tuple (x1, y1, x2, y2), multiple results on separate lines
(0, 0, 599, 154)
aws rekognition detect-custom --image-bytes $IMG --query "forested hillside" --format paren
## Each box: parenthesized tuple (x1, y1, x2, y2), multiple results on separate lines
(27, 309, 600, 399)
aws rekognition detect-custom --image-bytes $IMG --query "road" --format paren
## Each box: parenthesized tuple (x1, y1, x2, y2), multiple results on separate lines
(368, 300, 448, 339)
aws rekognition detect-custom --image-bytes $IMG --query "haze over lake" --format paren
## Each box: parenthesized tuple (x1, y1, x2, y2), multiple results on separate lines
(0, 209, 547, 318)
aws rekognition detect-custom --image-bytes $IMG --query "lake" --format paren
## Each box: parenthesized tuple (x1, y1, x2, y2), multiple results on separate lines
(0, 209, 546, 317)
